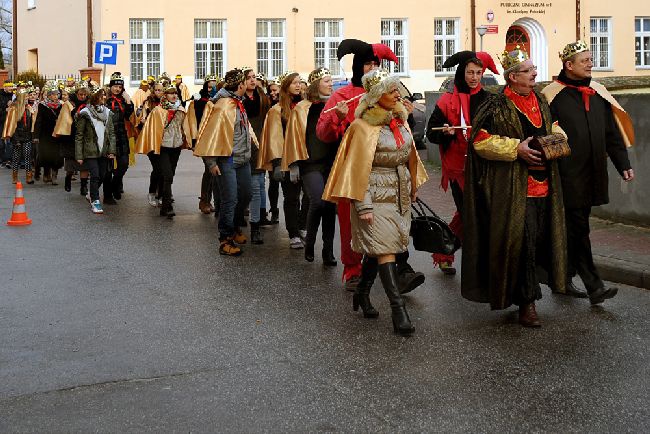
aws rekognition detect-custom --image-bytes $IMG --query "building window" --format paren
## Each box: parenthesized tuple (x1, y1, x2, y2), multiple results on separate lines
(434, 18, 460, 73)
(314, 19, 343, 77)
(129, 19, 164, 83)
(635, 17, 650, 67)
(194, 19, 227, 83)
(380, 19, 408, 75)
(590, 18, 612, 69)
(27, 0, 36, 9)
(257, 19, 286, 78)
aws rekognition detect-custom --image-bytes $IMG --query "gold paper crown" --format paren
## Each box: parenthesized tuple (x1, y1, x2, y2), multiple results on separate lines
(3, 81, 14, 87)
(224, 68, 246, 87)
(147, 75, 156, 82)
(63, 86, 75, 94)
(308, 68, 330, 85)
(81, 75, 90, 81)
(204, 73, 219, 83)
(362, 68, 391, 92)
(560, 40, 589, 61)
(500, 45, 529, 70)
(164, 84, 177, 93)
(277, 71, 297, 85)
(140, 79, 149, 85)
(43, 80, 59, 93)
(175, 74, 182, 79)
(268, 77, 281, 87)
(110, 72, 123, 81)
(66, 76, 75, 82)
(255, 72, 266, 82)
(239, 66, 253, 73)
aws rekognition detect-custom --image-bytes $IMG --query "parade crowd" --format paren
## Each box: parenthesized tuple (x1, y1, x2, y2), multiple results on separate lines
(1, 38, 635, 336)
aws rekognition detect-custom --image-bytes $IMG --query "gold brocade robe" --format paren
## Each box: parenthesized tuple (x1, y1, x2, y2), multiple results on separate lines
(257, 104, 284, 171)
(52, 101, 74, 137)
(281, 100, 311, 171)
(135, 105, 192, 155)
(322, 117, 428, 204)
(542, 80, 635, 147)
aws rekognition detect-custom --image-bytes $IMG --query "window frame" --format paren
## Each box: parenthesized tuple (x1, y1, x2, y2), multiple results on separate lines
(590, 17, 613, 71)
(194, 19, 228, 84)
(313, 18, 345, 78)
(129, 19, 165, 85)
(635, 17, 650, 69)
(433, 18, 461, 76)
(380, 18, 409, 76)
(27, 0, 36, 10)
(256, 19, 287, 79)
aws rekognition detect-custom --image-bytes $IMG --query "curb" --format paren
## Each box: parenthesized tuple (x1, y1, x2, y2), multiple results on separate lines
(594, 255, 650, 290)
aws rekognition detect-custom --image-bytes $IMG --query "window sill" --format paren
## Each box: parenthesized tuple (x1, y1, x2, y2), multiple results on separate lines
(434, 72, 455, 77)
(635, 66, 650, 70)
(593, 68, 613, 72)
(27, 7, 36, 10)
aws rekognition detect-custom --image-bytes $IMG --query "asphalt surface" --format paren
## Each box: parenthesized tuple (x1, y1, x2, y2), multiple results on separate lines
(1, 154, 648, 433)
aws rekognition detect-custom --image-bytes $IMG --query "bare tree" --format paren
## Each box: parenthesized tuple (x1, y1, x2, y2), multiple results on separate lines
(0, 0, 12, 69)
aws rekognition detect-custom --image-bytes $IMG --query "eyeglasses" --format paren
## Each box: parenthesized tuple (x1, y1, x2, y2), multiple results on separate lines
(517, 66, 538, 74)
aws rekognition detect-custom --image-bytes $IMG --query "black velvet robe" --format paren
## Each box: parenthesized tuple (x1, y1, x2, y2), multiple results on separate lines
(461, 88, 568, 309)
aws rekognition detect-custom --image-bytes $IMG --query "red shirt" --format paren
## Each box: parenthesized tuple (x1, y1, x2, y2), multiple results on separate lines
(316, 83, 365, 143)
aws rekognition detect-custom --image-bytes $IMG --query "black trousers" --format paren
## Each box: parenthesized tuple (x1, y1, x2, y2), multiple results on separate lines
(268, 172, 279, 211)
(104, 153, 129, 198)
(147, 151, 162, 196)
(302, 170, 336, 250)
(201, 162, 219, 207)
(85, 157, 109, 202)
(450, 180, 463, 215)
(565, 207, 604, 292)
(159, 147, 181, 208)
(280, 173, 308, 238)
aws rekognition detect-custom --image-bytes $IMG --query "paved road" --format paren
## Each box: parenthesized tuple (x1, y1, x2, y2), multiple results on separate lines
(1, 154, 648, 432)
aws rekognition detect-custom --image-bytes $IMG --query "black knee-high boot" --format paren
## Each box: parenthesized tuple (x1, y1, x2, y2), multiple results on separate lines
(80, 178, 88, 196)
(396, 251, 425, 294)
(64, 173, 72, 192)
(379, 262, 415, 336)
(352, 256, 379, 318)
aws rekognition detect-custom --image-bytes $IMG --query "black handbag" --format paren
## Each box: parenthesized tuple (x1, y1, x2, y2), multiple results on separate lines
(410, 198, 460, 255)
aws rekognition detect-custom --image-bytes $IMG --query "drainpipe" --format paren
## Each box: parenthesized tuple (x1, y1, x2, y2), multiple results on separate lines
(576, 0, 581, 40)
(470, 0, 476, 51)
(12, 0, 17, 77)
(87, 0, 93, 67)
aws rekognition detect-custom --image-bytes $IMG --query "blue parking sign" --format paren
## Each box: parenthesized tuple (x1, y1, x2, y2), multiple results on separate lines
(94, 41, 117, 65)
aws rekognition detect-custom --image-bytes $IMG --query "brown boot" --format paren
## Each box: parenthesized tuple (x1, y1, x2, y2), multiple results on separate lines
(198, 198, 212, 214)
(518, 303, 541, 328)
(12, 171, 18, 184)
(26, 171, 34, 184)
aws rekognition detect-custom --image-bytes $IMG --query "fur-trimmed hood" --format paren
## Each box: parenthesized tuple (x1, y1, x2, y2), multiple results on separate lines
(357, 101, 408, 126)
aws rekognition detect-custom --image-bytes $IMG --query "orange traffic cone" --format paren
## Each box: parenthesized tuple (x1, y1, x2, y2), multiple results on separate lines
(7, 182, 32, 226)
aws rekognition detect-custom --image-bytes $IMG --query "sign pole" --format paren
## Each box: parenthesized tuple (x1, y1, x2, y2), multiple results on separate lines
(102, 64, 106, 86)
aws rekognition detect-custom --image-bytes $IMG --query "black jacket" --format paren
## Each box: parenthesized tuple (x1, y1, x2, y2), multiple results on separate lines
(105, 94, 134, 156)
(550, 72, 631, 209)
(0, 91, 13, 125)
(302, 101, 338, 174)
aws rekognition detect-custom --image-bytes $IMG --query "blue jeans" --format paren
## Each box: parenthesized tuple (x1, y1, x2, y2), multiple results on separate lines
(216, 158, 251, 240)
(250, 172, 266, 223)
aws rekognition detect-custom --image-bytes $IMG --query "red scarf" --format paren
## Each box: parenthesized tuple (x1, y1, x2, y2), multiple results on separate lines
(388, 118, 405, 148)
(22, 110, 28, 126)
(504, 86, 542, 128)
(166, 109, 176, 124)
(47, 102, 59, 110)
(233, 98, 246, 126)
(110, 97, 124, 113)
(556, 80, 596, 111)
(75, 103, 87, 115)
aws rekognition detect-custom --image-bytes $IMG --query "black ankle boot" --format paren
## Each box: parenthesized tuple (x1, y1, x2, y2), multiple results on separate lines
(259, 208, 272, 226)
(80, 178, 88, 196)
(352, 257, 379, 318)
(64, 174, 72, 192)
(251, 222, 264, 244)
(304, 242, 315, 262)
(270, 208, 279, 224)
(379, 262, 414, 336)
(322, 245, 337, 266)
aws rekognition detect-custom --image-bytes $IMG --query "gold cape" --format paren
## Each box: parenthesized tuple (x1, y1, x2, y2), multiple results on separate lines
(132, 89, 150, 110)
(53, 101, 74, 137)
(134, 105, 192, 155)
(542, 80, 635, 147)
(193, 98, 259, 158)
(281, 100, 311, 171)
(186, 100, 198, 140)
(258, 104, 284, 170)
(322, 119, 428, 203)
(3, 103, 36, 139)
(178, 83, 191, 102)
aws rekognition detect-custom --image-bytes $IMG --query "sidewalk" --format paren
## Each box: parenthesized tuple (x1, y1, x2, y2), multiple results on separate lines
(417, 161, 650, 290)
